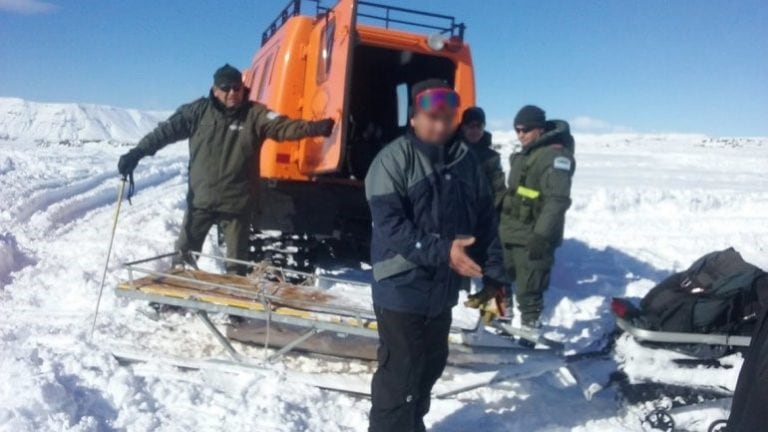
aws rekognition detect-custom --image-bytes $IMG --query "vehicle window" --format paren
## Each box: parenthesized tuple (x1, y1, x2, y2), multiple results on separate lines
(257, 53, 274, 101)
(317, 18, 336, 84)
(396, 83, 408, 127)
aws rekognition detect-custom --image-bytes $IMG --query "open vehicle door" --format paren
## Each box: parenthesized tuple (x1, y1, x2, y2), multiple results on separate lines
(300, 0, 357, 174)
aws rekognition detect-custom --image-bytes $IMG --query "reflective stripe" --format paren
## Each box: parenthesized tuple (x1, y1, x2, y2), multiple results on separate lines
(516, 186, 540, 200)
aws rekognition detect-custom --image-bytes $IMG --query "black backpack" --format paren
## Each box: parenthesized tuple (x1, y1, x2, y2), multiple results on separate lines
(640, 248, 767, 335)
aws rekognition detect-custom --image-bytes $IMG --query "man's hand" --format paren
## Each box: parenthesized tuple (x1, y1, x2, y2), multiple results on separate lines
(527, 233, 551, 261)
(308, 118, 335, 137)
(449, 237, 482, 278)
(118, 148, 146, 177)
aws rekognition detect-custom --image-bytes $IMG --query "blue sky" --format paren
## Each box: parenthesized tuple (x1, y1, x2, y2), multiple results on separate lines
(1, 0, 766, 135)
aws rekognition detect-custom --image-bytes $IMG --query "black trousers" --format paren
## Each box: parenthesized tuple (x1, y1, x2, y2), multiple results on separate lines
(369, 306, 452, 432)
(174, 207, 250, 275)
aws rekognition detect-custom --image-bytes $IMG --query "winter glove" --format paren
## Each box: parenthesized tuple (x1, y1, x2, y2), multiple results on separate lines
(464, 285, 499, 309)
(464, 285, 508, 324)
(308, 118, 335, 137)
(118, 148, 146, 177)
(527, 233, 551, 261)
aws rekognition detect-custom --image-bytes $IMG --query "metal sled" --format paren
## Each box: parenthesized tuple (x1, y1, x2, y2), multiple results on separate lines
(113, 252, 569, 396)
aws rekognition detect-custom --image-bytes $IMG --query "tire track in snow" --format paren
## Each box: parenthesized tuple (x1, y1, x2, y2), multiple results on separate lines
(13, 171, 116, 223)
(45, 167, 184, 231)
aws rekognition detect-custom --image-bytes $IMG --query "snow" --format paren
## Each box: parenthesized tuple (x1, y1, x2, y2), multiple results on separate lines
(0, 97, 168, 147)
(2, 97, 768, 431)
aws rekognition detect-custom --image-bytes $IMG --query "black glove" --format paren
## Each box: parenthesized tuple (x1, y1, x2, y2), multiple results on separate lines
(308, 118, 335, 137)
(118, 148, 146, 177)
(527, 234, 551, 261)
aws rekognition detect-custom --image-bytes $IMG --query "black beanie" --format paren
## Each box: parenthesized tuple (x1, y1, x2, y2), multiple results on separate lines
(461, 106, 486, 125)
(411, 78, 451, 100)
(514, 105, 546, 128)
(213, 64, 242, 87)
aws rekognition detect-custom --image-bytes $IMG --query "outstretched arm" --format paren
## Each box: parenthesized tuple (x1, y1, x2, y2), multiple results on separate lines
(135, 100, 200, 156)
(253, 104, 334, 141)
(119, 100, 201, 177)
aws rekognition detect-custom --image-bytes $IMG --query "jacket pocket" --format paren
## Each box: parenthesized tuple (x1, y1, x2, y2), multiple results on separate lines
(373, 254, 419, 282)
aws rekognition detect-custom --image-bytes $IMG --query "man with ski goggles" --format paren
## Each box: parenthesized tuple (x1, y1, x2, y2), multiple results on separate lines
(365, 79, 507, 431)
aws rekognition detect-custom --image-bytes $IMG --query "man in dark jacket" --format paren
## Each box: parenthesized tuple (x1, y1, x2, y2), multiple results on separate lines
(498, 105, 575, 328)
(365, 79, 507, 432)
(460, 106, 506, 208)
(117, 64, 334, 274)
(727, 275, 768, 431)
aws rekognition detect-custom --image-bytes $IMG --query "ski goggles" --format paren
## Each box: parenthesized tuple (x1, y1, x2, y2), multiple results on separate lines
(414, 88, 460, 113)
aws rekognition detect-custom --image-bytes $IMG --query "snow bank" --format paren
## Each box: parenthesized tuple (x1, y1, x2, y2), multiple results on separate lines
(0, 97, 169, 146)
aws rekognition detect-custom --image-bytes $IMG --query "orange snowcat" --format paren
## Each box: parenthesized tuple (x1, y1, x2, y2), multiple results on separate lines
(246, 0, 475, 265)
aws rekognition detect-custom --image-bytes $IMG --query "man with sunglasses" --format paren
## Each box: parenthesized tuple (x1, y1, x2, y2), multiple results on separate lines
(460, 107, 506, 208)
(497, 105, 576, 329)
(365, 79, 507, 431)
(117, 64, 334, 274)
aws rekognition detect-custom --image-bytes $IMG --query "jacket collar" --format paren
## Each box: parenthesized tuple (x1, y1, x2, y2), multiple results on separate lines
(406, 129, 468, 168)
(208, 90, 251, 118)
(523, 120, 575, 154)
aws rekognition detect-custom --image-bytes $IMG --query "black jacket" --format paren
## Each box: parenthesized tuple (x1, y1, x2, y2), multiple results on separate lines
(464, 131, 507, 208)
(365, 130, 507, 317)
(728, 303, 768, 430)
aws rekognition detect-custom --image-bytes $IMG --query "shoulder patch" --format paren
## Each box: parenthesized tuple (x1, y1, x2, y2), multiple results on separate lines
(553, 156, 572, 171)
(266, 110, 279, 121)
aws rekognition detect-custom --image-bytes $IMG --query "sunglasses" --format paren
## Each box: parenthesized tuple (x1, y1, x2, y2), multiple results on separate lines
(515, 126, 536, 134)
(464, 122, 484, 130)
(218, 83, 243, 93)
(414, 88, 460, 113)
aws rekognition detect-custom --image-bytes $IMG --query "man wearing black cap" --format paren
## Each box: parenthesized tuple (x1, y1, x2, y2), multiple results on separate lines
(365, 79, 507, 431)
(460, 107, 506, 208)
(117, 64, 334, 274)
(495, 105, 576, 329)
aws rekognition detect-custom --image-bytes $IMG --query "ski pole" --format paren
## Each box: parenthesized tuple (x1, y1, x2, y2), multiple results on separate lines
(89, 177, 127, 341)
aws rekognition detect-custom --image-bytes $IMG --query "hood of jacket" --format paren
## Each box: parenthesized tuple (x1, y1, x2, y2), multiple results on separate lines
(523, 120, 575, 154)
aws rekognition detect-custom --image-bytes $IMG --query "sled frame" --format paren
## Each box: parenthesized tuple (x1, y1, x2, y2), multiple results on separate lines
(616, 317, 752, 347)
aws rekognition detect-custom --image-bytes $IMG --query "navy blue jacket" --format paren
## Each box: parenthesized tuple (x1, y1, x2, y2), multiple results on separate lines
(365, 131, 507, 317)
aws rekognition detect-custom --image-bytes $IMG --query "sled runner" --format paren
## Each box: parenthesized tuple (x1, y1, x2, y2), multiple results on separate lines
(612, 299, 751, 348)
(113, 252, 570, 396)
(610, 248, 766, 356)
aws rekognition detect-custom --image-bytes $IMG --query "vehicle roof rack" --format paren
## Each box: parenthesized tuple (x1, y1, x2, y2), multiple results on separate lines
(356, 1, 465, 40)
(261, 0, 465, 47)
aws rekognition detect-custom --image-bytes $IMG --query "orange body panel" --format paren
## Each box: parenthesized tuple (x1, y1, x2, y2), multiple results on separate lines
(248, 17, 314, 180)
(246, 0, 475, 183)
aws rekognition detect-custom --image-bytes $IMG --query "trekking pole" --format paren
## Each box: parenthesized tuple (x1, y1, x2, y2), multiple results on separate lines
(89, 177, 127, 341)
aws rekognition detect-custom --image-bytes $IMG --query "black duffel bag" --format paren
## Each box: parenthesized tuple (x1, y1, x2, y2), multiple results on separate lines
(639, 247, 767, 335)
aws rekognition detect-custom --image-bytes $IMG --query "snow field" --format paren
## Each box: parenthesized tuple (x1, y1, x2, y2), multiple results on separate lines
(2, 99, 768, 431)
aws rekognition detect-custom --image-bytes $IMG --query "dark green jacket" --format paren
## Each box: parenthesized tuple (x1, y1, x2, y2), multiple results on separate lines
(499, 120, 576, 248)
(135, 93, 315, 214)
(465, 131, 507, 208)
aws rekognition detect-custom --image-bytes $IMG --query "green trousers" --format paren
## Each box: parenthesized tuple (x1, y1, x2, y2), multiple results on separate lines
(503, 245, 553, 323)
(175, 208, 250, 275)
